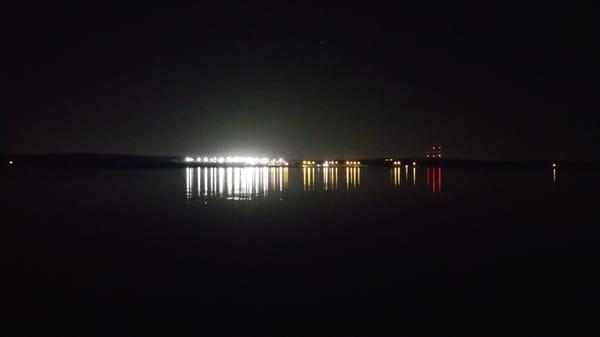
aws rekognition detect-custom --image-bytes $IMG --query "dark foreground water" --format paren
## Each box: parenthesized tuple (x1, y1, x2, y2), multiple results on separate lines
(2, 166, 599, 336)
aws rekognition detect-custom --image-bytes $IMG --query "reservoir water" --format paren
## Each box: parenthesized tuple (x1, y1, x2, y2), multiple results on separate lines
(2, 166, 599, 336)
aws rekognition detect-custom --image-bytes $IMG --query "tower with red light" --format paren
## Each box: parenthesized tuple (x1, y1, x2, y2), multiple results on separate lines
(426, 146, 443, 158)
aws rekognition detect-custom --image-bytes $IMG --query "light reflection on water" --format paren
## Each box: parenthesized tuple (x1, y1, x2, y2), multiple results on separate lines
(185, 165, 576, 200)
(303, 167, 360, 191)
(185, 167, 288, 200)
(392, 167, 402, 187)
(186, 166, 452, 200)
(303, 167, 315, 191)
(426, 167, 443, 195)
(345, 167, 361, 190)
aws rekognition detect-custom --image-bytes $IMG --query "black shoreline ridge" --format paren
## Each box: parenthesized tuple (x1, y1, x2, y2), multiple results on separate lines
(2, 153, 599, 169)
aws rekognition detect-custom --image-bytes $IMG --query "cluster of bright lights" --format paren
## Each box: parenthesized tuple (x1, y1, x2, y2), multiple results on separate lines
(302, 160, 317, 166)
(426, 145, 443, 158)
(346, 160, 361, 166)
(393, 160, 402, 165)
(322, 160, 338, 166)
(185, 156, 288, 166)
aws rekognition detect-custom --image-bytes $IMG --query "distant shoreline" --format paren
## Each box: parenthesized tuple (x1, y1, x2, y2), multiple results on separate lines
(2, 154, 599, 169)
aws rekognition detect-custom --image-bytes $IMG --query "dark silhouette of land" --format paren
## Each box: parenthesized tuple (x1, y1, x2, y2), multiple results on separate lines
(3, 153, 599, 169)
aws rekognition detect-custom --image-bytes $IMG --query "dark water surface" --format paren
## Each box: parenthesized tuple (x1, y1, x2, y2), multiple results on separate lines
(2, 166, 599, 336)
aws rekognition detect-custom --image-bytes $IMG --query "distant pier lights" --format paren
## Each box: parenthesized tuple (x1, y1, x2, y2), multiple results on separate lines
(185, 156, 288, 167)
(426, 145, 443, 158)
(303, 160, 360, 167)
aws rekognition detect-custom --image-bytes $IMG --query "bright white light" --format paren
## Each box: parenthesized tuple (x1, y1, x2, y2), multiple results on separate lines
(552, 163, 557, 168)
(9, 160, 13, 165)
(185, 155, 288, 167)
(412, 162, 417, 166)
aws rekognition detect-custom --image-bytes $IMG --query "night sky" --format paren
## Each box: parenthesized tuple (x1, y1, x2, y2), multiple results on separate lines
(2, 3, 598, 159)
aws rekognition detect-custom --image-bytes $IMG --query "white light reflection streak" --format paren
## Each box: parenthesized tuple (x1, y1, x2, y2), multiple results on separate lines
(186, 167, 193, 199)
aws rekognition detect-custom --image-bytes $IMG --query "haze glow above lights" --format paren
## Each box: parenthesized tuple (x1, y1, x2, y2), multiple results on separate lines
(185, 156, 288, 166)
